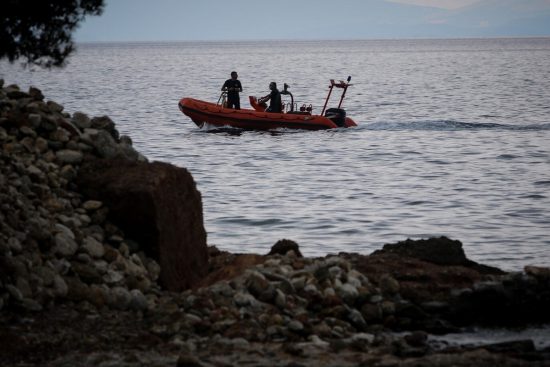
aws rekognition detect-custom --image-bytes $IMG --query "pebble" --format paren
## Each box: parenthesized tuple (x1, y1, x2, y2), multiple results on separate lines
(0, 81, 147, 316)
(82, 236, 105, 258)
(82, 200, 103, 211)
(54, 232, 78, 257)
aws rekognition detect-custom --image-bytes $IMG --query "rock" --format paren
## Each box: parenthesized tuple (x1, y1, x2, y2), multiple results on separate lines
(47, 100, 64, 113)
(234, 291, 255, 307)
(71, 263, 103, 284)
(81, 236, 105, 258)
(109, 286, 132, 310)
(34, 266, 56, 286)
(524, 265, 550, 279)
(64, 276, 90, 301)
(103, 269, 124, 285)
(72, 112, 92, 129)
(53, 232, 78, 257)
(56, 149, 83, 164)
(91, 115, 118, 139)
(482, 339, 536, 355)
(404, 331, 428, 347)
(82, 200, 103, 211)
(77, 159, 208, 291)
(129, 289, 149, 311)
(337, 283, 359, 305)
(7, 90, 30, 100)
(347, 308, 367, 331)
(373, 237, 503, 274)
(287, 320, 304, 333)
(7, 237, 22, 253)
(6, 284, 24, 302)
(21, 298, 42, 311)
(374, 237, 469, 266)
(52, 275, 68, 297)
(34, 137, 48, 152)
(449, 273, 550, 326)
(274, 288, 286, 308)
(245, 270, 270, 297)
(28, 113, 42, 128)
(268, 239, 303, 257)
(28, 87, 45, 101)
(176, 353, 203, 367)
(379, 274, 400, 295)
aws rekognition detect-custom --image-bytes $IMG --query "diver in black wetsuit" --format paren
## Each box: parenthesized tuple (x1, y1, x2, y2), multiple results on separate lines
(258, 82, 282, 113)
(221, 71, 243, 109)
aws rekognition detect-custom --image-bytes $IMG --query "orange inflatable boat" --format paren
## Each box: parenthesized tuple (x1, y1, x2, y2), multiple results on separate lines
(178, 78, 357, 131)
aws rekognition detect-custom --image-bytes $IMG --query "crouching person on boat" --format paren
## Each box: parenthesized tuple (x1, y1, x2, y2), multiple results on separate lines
(258, 82, 282, 113)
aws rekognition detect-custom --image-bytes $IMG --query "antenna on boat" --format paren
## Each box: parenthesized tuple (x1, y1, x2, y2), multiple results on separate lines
(338, 76, 352, 109)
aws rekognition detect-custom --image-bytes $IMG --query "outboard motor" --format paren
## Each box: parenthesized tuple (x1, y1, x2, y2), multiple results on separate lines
(325, 108, 346, 127)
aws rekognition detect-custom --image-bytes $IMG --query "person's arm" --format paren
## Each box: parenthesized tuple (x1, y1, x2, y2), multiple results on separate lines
(258, 93, 271, 103)
(238, 81, 243, 92)
(221, 80, 228, 91)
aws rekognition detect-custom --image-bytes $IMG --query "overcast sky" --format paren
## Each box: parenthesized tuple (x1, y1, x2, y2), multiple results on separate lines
(74, 0, 550, 42)
(387, 0, 482, 9)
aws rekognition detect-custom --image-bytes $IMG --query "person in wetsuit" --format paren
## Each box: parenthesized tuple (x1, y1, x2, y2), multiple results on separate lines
(258, 82, 282, 113)
(221, 71, 243, 109)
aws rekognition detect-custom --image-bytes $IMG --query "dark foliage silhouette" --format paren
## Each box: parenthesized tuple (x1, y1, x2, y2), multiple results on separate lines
(0, 0, 104, 67)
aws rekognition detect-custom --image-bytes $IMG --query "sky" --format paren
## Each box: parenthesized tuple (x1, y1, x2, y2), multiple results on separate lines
(74, 0, 550, 42)
(387, 0, 482, 9)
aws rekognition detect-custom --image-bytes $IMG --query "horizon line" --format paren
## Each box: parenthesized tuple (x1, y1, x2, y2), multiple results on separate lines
(75, 35, 550, 44)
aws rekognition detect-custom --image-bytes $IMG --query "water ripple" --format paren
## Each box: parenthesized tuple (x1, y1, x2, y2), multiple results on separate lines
(2, 39, 550, 270)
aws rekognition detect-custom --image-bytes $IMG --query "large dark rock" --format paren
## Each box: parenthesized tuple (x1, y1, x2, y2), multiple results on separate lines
(373, 237, 468, 266)
(77, 159, 208, 291)
(448, 270, 550, 326)
(342, 237, 504, 305)
(373, 236, 502, 274)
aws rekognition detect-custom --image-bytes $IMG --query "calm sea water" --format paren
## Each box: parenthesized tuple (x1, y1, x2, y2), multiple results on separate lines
(2, 38, 549, 271)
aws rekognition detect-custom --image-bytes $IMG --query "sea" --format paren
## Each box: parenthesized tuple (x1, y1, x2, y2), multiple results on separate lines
(2, 38, 549, 272)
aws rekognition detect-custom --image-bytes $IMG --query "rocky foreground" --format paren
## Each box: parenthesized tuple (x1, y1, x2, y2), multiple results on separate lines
(1, 81, 550, 366)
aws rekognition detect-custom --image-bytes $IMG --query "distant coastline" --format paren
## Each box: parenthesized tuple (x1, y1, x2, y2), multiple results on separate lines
(75, 36, 550, 46)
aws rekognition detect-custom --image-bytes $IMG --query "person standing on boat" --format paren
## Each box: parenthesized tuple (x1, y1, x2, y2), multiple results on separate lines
(259, 82, 282, 113)
(221, 71, 243, 109)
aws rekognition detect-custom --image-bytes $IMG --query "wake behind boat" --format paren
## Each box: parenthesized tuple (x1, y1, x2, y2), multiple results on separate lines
(178, 77, 357, 131)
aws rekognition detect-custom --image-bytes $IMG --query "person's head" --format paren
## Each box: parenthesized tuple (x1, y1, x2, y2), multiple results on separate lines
(231, 71, 238, 79)
(269, 82, 277, 90)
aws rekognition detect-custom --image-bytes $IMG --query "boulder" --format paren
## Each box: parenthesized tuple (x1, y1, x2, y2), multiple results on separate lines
(373, 237, 468, 266)
(373, 236, 502, 273)
(77, 158, 208, 291)
(268, 239, 303, 257)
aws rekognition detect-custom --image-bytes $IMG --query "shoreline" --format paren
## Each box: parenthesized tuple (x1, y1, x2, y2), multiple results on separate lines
(1, 81, 549, 366)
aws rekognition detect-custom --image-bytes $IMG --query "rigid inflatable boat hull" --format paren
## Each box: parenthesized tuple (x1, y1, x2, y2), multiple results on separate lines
(178, 98, 356, 131)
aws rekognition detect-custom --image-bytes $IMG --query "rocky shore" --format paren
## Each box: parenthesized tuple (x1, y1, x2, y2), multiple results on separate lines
(1, 81, 550, 366)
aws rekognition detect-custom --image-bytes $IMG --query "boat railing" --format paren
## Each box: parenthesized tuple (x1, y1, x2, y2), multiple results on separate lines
(321, 76, 352, 115)
(217, 91, 227, 107)
(283, 102, 298, 113)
